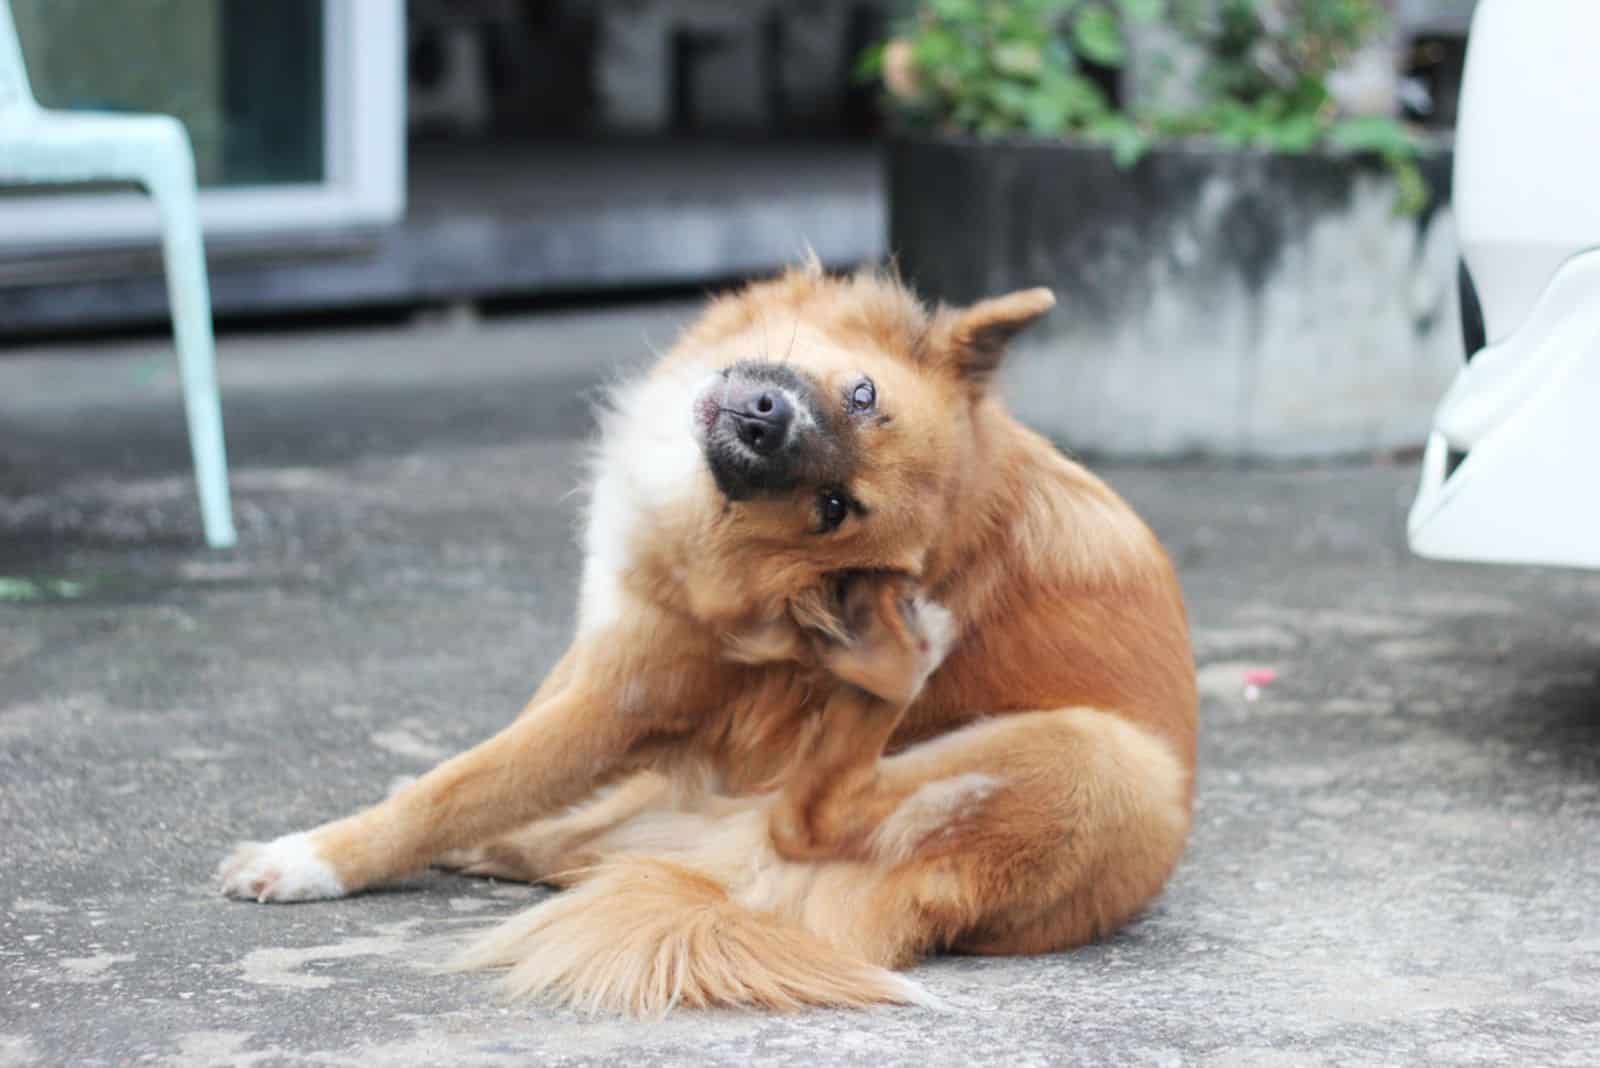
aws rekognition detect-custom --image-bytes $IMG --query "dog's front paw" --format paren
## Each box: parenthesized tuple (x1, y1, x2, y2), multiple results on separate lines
(217, 832, 346, 903)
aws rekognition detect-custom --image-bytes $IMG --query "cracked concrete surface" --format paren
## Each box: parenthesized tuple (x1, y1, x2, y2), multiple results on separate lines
(3, 303, 1599, 1066)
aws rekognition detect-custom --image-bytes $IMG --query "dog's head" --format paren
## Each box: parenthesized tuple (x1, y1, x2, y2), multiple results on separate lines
(677, 266, 1054, 594)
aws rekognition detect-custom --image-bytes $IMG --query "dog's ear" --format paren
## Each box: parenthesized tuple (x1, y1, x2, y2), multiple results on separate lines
(935, 287, 1055, 383)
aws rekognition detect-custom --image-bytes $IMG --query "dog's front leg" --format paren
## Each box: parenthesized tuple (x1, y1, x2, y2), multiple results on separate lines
(218, 675, 670, 903)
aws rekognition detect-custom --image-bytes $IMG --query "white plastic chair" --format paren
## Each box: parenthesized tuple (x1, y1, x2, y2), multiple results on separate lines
(0, 0, 236, 548)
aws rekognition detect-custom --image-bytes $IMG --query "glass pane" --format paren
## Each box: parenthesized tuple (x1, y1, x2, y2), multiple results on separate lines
(11, 0, 324, 187)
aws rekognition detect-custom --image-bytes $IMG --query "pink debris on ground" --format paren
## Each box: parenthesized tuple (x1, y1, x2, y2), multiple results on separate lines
(1242, 668, 1278, 687)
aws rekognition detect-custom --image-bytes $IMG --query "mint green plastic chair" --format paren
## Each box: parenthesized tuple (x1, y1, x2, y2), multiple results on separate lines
(0, 0, 236, 548)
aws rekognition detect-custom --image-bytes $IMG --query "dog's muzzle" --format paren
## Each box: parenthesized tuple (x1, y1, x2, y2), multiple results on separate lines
(695, 361, 820, 500)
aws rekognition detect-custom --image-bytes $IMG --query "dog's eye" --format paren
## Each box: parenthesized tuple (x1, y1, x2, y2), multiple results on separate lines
(817, 489, 851, 532)
(848, 377, 876, 414)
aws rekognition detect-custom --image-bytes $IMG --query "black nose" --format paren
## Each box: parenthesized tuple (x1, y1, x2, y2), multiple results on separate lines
(729, 388, 793, 456)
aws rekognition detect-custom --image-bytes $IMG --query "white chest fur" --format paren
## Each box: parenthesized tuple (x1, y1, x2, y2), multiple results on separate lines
(577, 365, 716, 634)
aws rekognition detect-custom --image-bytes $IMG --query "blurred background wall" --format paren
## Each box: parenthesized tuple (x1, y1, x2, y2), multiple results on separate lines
(0, 0, 1476, 337)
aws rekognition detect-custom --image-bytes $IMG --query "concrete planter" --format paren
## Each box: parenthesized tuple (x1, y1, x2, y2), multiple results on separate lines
(888, 134, 1460, 459)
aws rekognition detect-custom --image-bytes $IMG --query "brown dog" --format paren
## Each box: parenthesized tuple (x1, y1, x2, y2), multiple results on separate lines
(218, 264, 1198, 1014)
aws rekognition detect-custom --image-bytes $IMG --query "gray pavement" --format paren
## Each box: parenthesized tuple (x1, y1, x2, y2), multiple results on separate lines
(3, 303, 1599, 1067)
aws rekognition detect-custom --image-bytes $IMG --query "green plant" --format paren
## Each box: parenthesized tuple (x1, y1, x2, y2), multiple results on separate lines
(859, 0, 1162, 163)
(867, 0, 1427, 212)
(1161, 0, 1427, 211)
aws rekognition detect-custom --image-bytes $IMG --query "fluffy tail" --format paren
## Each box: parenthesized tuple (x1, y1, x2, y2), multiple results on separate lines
(451, 857, 935, 1015)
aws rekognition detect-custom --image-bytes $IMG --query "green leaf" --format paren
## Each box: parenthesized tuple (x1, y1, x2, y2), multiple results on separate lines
(996, 4, 1052, 44)
(1023, 96, 1069, 135)
(854, 43, 885, 82)
(913, 27, 961, 70)
(1389, 157, 1430, 216)
(1043, 70, 1110, 121)
(977, 112, 1013, 137)
(1149, 107, 1213, 138)
(1328, 115, 1416, 157)
(1211, 101, 1260, 146)
(1113, 131, 1150, 167)
(992, 41, 1044, 78)
(929, 0, 983, 19)
(952, 97, 986, 128)
(987, 79, 1035, 120)
(1284, 75, 1330, 118)
(1071, 4, 1126, 66)
(1114, 0, 1164, 24)
(1090, 117, 1153, 167)
(1264, 111, 1322, 153)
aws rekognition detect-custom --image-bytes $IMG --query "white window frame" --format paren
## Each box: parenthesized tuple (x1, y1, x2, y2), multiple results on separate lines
(0, 0, 405, 250)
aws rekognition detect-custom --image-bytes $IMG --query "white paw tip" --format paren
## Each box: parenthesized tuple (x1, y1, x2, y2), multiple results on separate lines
(911, 599, 958, 669)
(216, 832, 346, 903)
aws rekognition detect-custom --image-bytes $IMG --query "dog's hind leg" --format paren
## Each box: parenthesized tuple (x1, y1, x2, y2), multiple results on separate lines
(823, 705, 1192, 960)
(455, 706, 1190, 1013)
(768, 577, 956, 862)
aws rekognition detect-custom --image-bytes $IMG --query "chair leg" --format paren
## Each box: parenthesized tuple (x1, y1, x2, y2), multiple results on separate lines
(146, 133, 237, 549)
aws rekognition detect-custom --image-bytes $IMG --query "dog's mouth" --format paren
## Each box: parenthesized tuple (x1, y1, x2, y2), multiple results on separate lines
(692, 379, 725, 441)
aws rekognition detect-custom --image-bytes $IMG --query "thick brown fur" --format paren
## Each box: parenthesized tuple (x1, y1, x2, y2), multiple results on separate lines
(218, 264, 1199, 1016)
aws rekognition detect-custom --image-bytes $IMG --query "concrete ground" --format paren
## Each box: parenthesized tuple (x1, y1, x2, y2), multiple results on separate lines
(2, 302, 1598, 1067)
